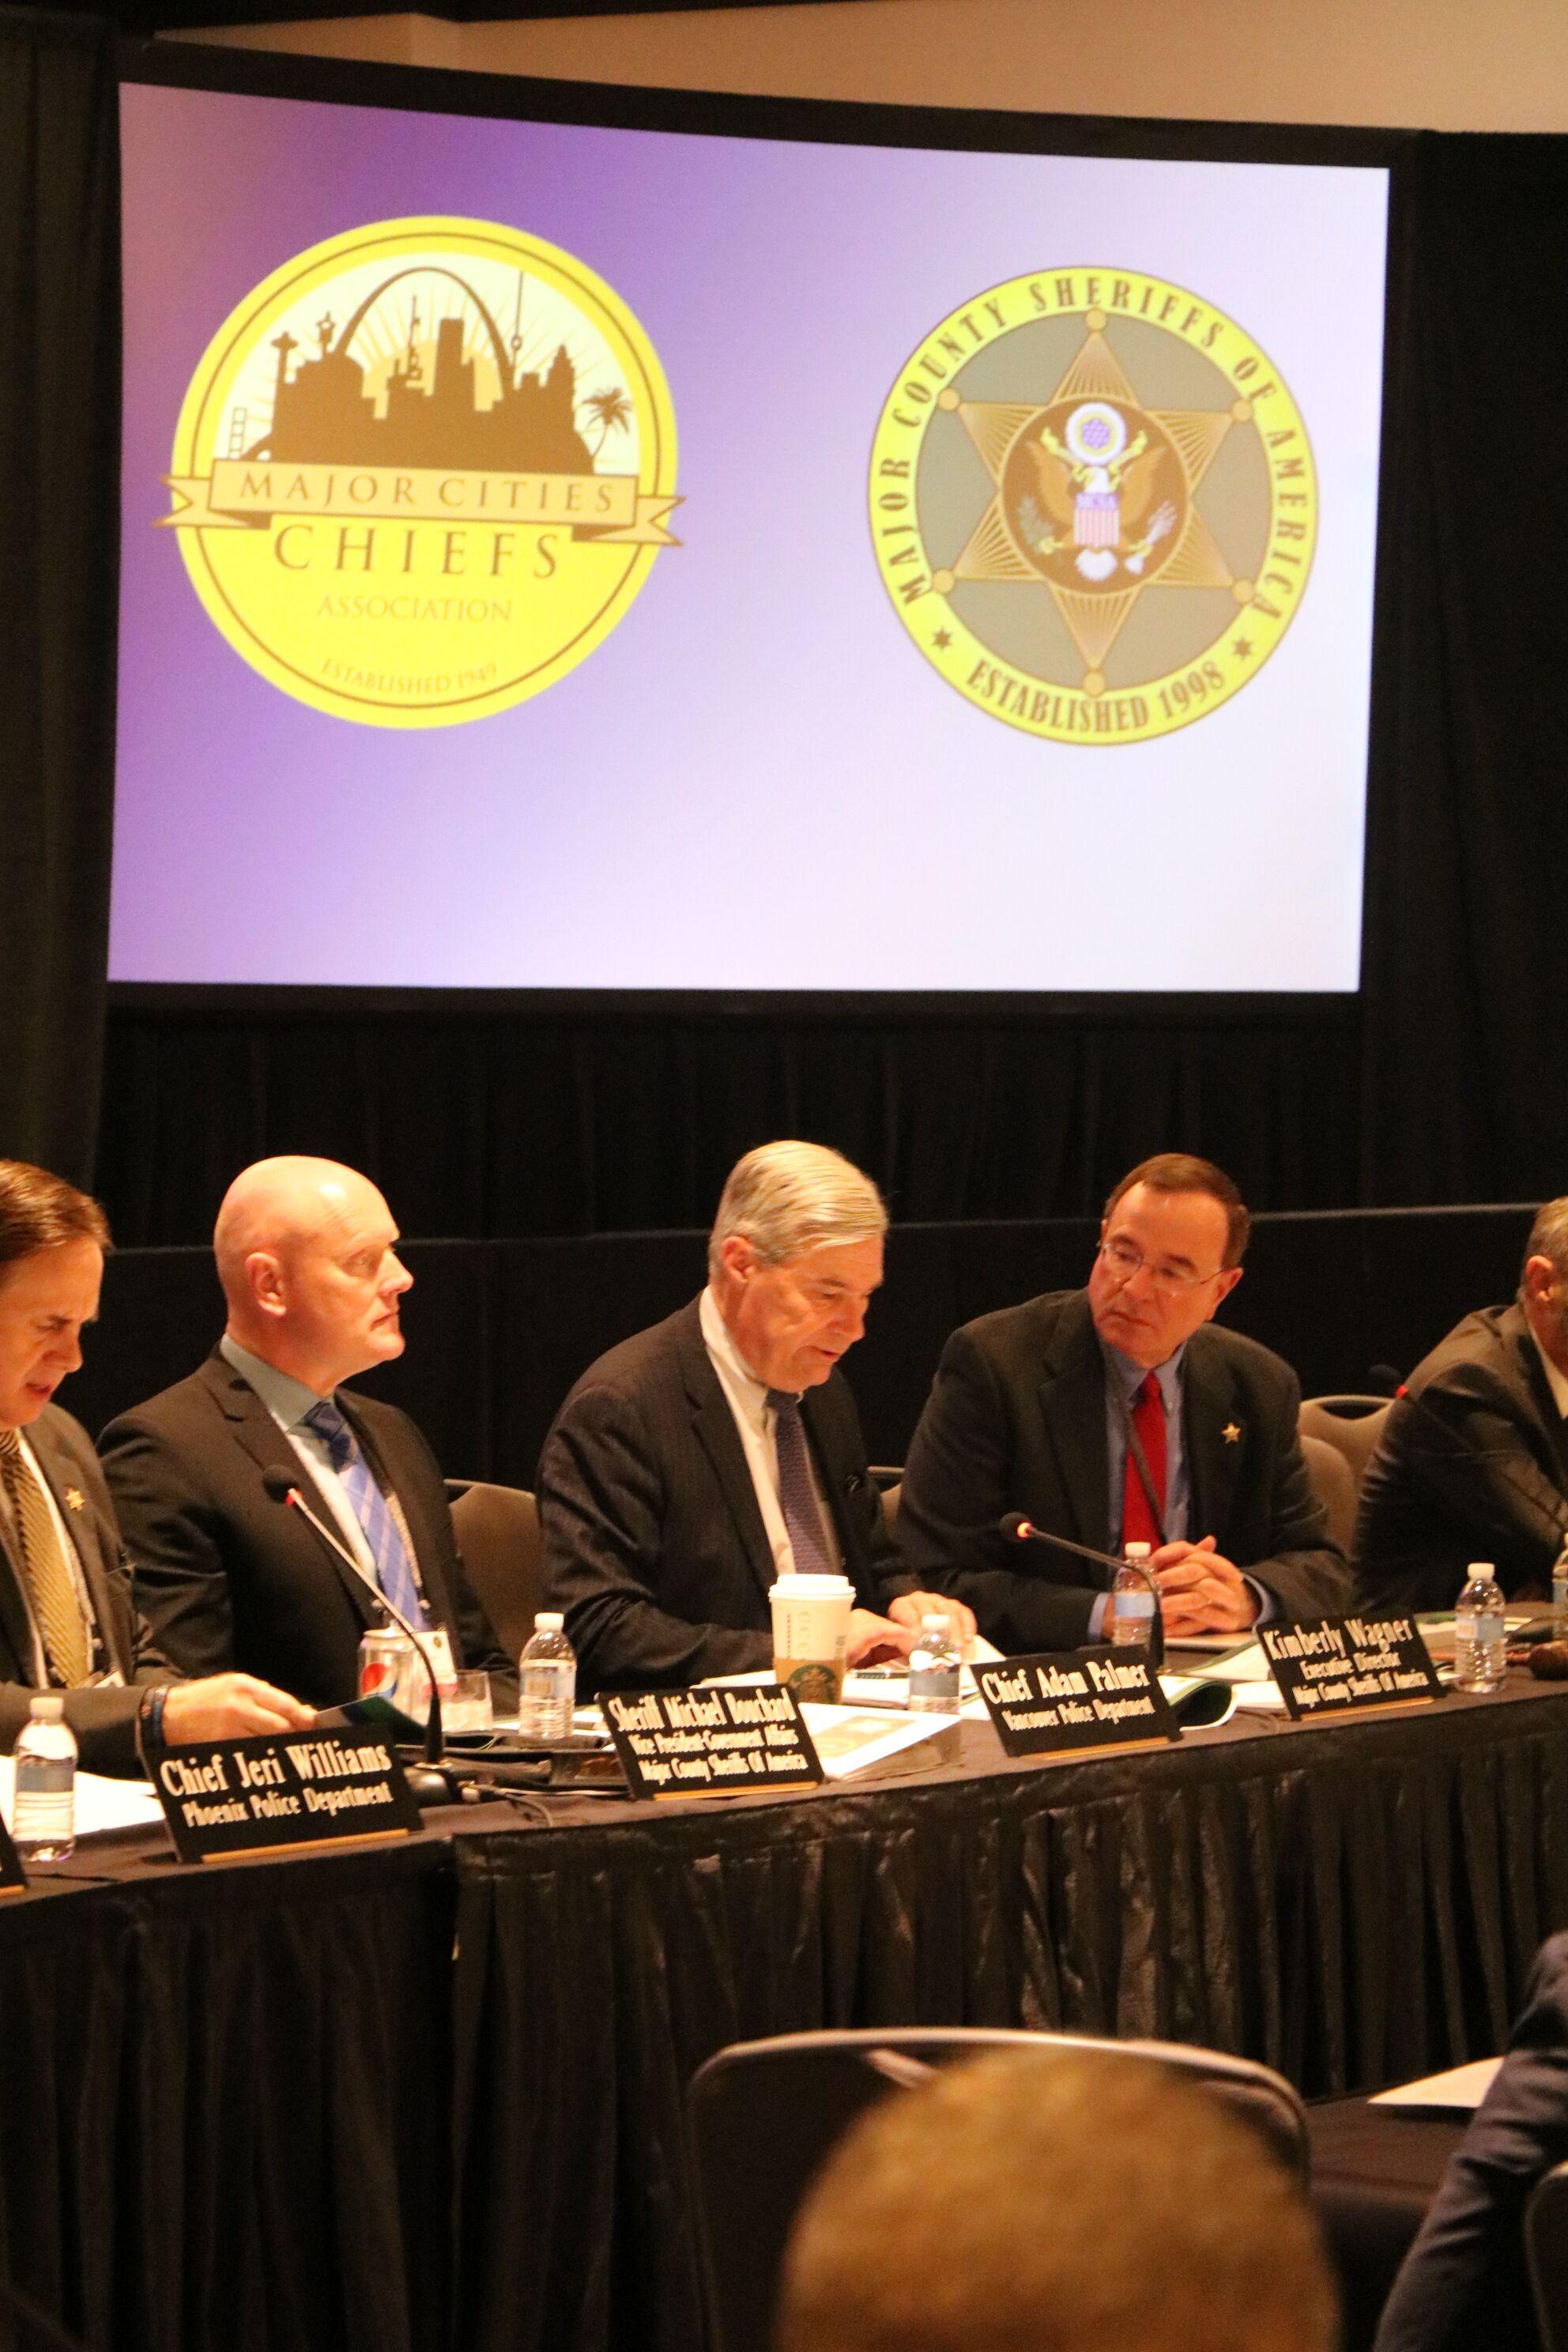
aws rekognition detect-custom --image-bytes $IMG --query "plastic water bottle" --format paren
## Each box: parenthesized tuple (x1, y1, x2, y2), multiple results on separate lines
(906, 1615, 962, 1713)
(1454, 1562, 1506, 1694)
(1553, 1544, 1568, 1642)
(518, 1611, 577, 1740)
(1110, 1542, 1157, 1649)
(13, 1694, 77, 1861)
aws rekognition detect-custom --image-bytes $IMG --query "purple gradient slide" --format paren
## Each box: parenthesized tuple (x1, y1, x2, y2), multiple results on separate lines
(114, 81, 1388, 990)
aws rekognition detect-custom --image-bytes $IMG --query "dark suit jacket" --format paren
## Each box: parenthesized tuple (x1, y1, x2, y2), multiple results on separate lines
(100, 1351, 505, 1709)
(0, 1407, 173, 1775)
(1373, 1930, 1568, 2352)
(537, 1298, 911, 1693)
(1355, 1304, 1568, 1613)
(897, 1288, 1348, 1652)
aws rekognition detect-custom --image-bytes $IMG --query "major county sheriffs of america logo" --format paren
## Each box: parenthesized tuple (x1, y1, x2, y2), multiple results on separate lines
(162, 217, 680, 728)
(869, 269, 1315, 744)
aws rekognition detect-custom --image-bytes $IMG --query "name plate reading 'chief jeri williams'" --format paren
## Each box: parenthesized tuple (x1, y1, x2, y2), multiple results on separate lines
(602, 1684, 824, 1800)
(154, 1725, 422, 1864)
(1260, 1615, 1443, 1721)
(976, 1649, 1179, 1759)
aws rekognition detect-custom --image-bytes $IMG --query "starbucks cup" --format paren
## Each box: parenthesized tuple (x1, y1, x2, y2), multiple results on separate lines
(771, 1573, 855, 1703)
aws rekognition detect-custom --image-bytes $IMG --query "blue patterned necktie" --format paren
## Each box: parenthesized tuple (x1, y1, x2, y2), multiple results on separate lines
(301, 1398, 429, 1631)
(766, 1390, 834, 1576)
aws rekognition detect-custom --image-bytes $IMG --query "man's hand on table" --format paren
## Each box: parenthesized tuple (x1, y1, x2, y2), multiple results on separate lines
(160, 1675, 316, 1742)
(1149, 1537, 1261, 1637)
(888, 1592, 978, 1648)
(846, 1611, 919, 1668)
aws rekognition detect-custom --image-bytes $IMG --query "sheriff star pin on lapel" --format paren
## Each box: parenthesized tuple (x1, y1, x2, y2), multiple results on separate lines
(1222, 1423, 1242, 1446)
(63, 1487, 85, 1510)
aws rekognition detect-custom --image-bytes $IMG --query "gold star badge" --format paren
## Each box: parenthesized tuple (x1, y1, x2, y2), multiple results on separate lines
(64, 1487, 85, 1511)
(1222, 1423, 1242, 1446)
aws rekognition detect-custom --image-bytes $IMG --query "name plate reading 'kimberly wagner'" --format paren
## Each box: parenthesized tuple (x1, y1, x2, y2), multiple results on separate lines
(1260, 1615, 1443, 1721)
(602, 1684, 824, 1800)
(154, 1727, 422, 1864)
(975, 1650, 1179, 1759)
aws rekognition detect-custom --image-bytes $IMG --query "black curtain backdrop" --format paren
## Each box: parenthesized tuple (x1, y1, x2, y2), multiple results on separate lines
(0, 7, 118, 1186)
(6, 63, 1568, 1238)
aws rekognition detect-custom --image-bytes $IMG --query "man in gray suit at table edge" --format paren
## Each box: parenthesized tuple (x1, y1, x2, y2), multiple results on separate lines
(537, 1140, 974, 1694)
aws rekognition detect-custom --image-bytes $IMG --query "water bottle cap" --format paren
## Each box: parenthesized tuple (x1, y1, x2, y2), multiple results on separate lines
(29, 1694, 65, 1722)
(1124, 1543, 1152, 1561)
(1468, 1562, 1496, 1582)
(534, 1611, 564, 1630)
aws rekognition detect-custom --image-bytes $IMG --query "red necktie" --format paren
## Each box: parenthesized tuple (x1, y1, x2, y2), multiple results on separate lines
(1122, 1373, 1168, 1548)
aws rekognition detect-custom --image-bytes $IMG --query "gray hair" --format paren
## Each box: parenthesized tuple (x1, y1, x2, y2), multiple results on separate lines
(708, 1142, 887, 1274)
(1525, 1197, 1568, 1284)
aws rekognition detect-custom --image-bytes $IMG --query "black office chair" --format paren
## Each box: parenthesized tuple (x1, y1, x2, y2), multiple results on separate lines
(688, 2026, 1307, 2352)
(1299, 1430, 1358, 1554)
(446, 1479, 542, 1661)
(1298, 1396, 1393, 1496)
(1526, 2158, 1568, 2351)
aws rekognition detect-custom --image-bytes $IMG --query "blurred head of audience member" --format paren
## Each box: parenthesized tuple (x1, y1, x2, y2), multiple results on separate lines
(213, 1155, 413, 1397)
(777, 2048, 1337, 2352)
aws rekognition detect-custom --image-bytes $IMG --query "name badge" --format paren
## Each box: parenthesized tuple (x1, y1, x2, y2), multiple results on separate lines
(1261, 1614, 1442, 1721)
(975, 1648, 1180, 1758)
(154, 1724, 422, 1863)
(601, 1683, 824, 1800)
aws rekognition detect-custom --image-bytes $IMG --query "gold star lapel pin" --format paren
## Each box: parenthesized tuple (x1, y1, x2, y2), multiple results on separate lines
(64, 1487, 85, 1511)
(1222, 1423, 1242, 1446)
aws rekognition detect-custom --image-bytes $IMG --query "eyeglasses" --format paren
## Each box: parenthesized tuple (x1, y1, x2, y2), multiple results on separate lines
(1097, 1236, 1226, 1299)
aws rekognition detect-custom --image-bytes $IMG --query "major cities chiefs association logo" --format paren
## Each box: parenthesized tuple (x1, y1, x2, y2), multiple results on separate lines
(869, 269, 1316, 744)
(162, 217, 680, 727)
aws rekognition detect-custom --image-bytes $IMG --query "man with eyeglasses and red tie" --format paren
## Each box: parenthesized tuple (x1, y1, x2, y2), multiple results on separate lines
(897, 1154, 1348, 1652)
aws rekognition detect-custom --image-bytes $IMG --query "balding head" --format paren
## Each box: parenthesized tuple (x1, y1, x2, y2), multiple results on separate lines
(215, 1157, 411, 1395)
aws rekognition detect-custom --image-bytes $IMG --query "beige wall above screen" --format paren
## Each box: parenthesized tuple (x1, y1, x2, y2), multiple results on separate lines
(172, 0, 1568, 134)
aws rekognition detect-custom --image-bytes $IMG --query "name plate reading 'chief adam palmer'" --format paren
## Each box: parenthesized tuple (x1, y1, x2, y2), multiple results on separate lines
(1260, 1615, 1443, 1721)
(602, 1684, 824, 1800)
(154, 1726, 422, 1864)
(976, 1650, 1179, 1759)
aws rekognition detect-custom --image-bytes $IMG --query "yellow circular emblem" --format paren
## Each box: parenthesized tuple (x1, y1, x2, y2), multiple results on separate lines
(164, 217, 680, 729)
(869, 268, 1315, 744)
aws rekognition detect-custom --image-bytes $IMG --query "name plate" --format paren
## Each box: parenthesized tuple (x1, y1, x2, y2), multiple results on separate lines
(975, 1649, 1179, 1758)
(602, 1683, 824, 1800)
(1261, 1614, 1443, 1721)
(154, 1726, 422, 1864)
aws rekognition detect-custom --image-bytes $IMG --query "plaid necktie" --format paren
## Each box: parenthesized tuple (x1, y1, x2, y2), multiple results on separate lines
(301, 1399, 429, 1631)
(766, 1391, 834, 1576)
(0, 1428, 91, 1686)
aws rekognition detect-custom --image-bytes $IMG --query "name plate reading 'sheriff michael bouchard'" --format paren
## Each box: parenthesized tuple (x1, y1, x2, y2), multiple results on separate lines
(975, 1649, 1180, 1759)
(1261, 1615, 1443, 1721)
(601, 1684, 824, 1800)
(154, 1726, 422, 1864)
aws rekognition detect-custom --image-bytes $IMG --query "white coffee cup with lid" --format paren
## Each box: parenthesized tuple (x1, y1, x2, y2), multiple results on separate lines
(770, 1572, 854, 1703)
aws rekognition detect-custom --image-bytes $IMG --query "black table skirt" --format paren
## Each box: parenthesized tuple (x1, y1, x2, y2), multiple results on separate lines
(0, 1839, 455, 2352)
(1, 1682, 1566, 2352)
(449, 1686, 1568, 2352)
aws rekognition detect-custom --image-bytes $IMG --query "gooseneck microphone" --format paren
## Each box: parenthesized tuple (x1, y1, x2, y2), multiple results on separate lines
(262, 1467, 445, 1763)
(999, 1513, 1165, 1668)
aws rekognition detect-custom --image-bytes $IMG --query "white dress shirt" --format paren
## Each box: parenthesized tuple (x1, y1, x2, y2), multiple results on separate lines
(1530, 1322, 1568, 1421)
(699, 1287, 843, 1579)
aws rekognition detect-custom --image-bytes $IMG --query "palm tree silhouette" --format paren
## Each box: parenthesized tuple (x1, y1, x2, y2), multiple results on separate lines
(583, 386, 633, 459)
